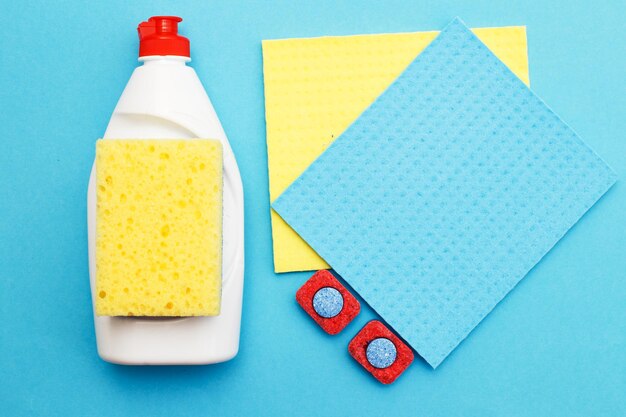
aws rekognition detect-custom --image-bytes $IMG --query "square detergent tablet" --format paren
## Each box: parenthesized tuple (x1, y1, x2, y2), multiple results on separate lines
(296, 270, 360, 335)
(349, 320, 414, 384)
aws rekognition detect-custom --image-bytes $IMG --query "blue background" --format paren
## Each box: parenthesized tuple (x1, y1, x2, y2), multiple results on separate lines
(0, 1, 624, 416)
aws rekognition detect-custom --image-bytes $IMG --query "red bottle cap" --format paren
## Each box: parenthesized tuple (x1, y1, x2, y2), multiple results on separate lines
(137, 16, 190, 58)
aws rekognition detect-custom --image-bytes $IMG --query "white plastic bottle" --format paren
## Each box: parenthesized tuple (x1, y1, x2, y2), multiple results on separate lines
(87, 16, 244, 364)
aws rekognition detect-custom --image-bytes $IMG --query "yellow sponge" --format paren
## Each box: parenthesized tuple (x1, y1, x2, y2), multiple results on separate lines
(95, 139, 223, 317)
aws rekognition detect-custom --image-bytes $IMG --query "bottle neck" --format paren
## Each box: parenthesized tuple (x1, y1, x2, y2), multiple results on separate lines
(139, 55, 190, 65)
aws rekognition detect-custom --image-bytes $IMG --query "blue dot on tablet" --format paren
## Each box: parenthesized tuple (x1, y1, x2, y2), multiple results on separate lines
(312, 287, 343, 318)
(366, 338, 397, 369)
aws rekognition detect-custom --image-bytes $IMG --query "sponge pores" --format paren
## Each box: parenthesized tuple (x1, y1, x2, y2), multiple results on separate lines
(95, 139, 223, 317)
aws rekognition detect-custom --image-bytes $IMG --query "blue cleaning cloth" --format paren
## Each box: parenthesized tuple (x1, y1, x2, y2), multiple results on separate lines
(273, 18, 617, 368)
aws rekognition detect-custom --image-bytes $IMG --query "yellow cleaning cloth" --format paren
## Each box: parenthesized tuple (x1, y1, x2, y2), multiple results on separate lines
(95, 139, 223, 316)
(262, 26, 530, 273)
